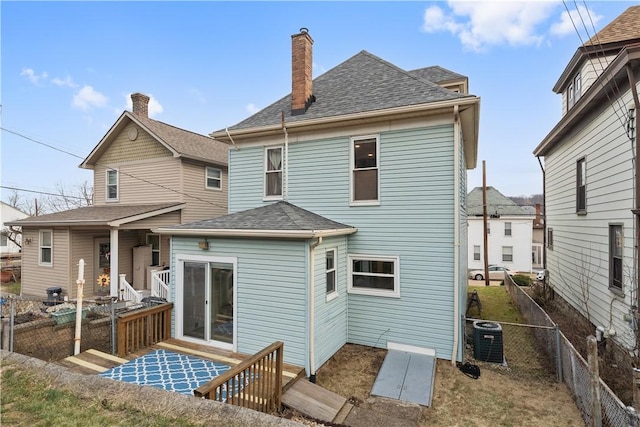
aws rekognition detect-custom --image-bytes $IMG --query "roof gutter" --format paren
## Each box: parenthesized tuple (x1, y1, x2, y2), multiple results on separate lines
(210, 97, 480, 140)
(152, 227, 358, 239)
(535, 45, 640, 156)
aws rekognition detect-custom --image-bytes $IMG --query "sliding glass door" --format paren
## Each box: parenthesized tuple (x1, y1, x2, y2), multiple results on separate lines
(179, 257, 235, 349)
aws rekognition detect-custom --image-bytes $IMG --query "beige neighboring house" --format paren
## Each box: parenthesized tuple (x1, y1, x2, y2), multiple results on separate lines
(1, 201, 29, 255)
(7, 93, 228, 300)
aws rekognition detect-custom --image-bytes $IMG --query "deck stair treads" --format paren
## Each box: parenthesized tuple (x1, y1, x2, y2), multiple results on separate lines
(282, 379, 350, 423)
(61, 349, 128, 374)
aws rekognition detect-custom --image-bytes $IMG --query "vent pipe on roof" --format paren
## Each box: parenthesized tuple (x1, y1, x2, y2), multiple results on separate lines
(131, 93, 150, 118)
(291, 28, 315, 115)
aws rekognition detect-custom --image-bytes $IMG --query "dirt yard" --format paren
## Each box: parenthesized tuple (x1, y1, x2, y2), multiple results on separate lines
(316, 344, 585, 427)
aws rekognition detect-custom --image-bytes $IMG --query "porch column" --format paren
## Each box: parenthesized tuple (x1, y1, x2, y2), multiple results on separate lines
(110, 228, 119, 297)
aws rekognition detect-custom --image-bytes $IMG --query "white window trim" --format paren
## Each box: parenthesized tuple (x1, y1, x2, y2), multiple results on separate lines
(326, 248, 338, 302)
(347, 254, 399, 298)
(39, 229, 53, 267)
(263, 145, 283, 201)
(205, 166, 222, 190)
(146, 233, 161, 266)
(505, 222, 512, 237)
(350, 135, 380, 206)
(502, 246, 513, 263)
(106, 168, 119, 202)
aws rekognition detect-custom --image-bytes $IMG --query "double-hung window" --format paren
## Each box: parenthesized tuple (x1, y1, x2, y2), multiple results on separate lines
(351, 136, 379, 204)
(577, 158, 586, 213)
(206, 167, 222, 190)
(348, 255, 399, 297)
(547, 228, 554, 250)
(502, 246, 513, 263)
(609, 224, 623, 292)
(146, 234, 160, 266)
(505, 222, 512, 236)
(265, 147, 283, 198)
(39, 230, 52, 266)
(326, 249, 337, 300)
(106, 169, 119, 201)
(473, 245, 481, 261)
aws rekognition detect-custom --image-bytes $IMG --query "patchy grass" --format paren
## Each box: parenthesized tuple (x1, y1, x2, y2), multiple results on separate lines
(466, 285, 523, 323)
(0, 363, 204, 426)
(1, 280, 21, 297)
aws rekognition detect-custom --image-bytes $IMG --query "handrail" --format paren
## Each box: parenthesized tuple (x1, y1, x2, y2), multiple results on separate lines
(117, 303, 173, 357)
(119, 274, 143, 303)
(150, 269, 170, 301)
(194, 341, 284, 413)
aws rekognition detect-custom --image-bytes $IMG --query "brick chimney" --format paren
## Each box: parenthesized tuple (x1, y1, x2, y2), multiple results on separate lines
(534, 203, 542, 227)
(291, 28, 314, 115)
(131, 93, 150, 118)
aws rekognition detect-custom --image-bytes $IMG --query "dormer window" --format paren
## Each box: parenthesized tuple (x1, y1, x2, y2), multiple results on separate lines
(106, 169, 119, 201)
(567, 73, 581, 109)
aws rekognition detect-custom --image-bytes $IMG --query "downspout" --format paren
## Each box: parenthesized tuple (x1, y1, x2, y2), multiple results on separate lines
(626, 64, 640, 324)
(451, 105, 461, 365)
(537, 156, 546, 274)
(308, 236, 322, 382)
(225, 128, 239, 151)
(282, 112, 289, 201)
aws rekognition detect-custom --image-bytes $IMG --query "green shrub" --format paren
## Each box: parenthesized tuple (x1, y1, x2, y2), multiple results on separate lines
(512, 274, 533, 286)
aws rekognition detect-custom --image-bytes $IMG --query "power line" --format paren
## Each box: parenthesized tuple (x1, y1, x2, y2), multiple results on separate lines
(0, 185, 86, 200)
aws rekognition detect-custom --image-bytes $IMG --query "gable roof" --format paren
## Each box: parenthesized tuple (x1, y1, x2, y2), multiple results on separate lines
(467, 187, 530, 217)
(81, 111, 228, 169)
(584, 6, 640, 46)
(221, 51, 474, 132)
(407, 66, 466, 85)
(156, 201, 357, 239)
(5, 203, 184, 227)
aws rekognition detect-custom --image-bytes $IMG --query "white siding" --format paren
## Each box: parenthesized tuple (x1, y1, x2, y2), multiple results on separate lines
(545, 81, 638, 350)
(180, 160, 228, 223)
(468, 216, 534, 273)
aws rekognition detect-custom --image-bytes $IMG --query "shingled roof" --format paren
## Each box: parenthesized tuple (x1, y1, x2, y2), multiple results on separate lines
(81, 111, 228, 168)
(584, 5, 640, 46)
(467, 187, 530, 217)
(5, 202, 184, 227)
(223, 50, 473, 131)
(157, 201, 356, 238)
(408, 66, 466, 84)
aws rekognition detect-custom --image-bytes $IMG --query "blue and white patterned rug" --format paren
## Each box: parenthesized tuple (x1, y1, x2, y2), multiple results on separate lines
(99, 349, 231, 396)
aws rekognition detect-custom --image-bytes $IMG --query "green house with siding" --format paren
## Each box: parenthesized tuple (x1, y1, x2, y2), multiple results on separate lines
(157, 29, 480, 378)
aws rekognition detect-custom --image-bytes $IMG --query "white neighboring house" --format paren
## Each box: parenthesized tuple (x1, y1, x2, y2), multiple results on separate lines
(1, 201, 29, 255)
(533, 6, 640, 351)
(467, 187, 534, 274)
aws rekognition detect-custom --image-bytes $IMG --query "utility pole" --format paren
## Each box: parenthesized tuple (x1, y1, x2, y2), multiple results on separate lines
(483, 161, 489, 287)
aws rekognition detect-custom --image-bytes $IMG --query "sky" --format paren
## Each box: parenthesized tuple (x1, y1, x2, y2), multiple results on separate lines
(2, 0, 639, 206)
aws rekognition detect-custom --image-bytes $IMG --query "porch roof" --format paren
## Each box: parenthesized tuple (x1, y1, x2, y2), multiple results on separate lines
(155, 201, 357, 239)
(6, 202, 185, 227)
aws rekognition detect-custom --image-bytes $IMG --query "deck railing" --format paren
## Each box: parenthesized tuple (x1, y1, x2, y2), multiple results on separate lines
(150, 269, 170, 301)
(119, 274, 143, 303)
(194, 341, 284, 413)
(117, 303, 173, 357)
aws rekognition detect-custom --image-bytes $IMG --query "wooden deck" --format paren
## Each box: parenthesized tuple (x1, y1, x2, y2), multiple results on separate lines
(282, 379, 353, 424)
(57, 338, 305, 392)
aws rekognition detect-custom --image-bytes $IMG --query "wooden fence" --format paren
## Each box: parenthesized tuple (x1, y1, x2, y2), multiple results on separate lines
(117, 303, 173, 357)
(194, 341, 284, 413)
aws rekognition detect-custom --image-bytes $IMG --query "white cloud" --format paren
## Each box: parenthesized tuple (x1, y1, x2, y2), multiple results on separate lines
(51, 75, 77, 88)
(21, 68, 48, 85)
(73, 85, 108, 110)
(422, 1, 560, 52)
(188, 88, 206, 104)
(124, 93, 164, 117)
(551, 5, 602, 37)
(246, 103, 259, 114)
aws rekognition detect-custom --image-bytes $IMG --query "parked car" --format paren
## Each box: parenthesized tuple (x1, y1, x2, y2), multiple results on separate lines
(536, 270, 545, 281)
(468, 265, 516, 281)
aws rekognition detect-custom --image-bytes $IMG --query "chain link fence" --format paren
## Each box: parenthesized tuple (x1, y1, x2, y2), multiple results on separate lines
(0, 295, 131, 360)
(498, 276, 640, 427)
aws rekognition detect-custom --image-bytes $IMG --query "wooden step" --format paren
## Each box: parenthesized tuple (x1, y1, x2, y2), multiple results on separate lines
(282, 379, 349, 423)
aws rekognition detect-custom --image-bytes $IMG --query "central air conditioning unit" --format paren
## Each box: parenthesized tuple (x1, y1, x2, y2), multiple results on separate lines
(472, 321, 504, 364)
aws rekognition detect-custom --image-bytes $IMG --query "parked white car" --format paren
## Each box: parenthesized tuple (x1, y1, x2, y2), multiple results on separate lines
(468, 265, 516, 281)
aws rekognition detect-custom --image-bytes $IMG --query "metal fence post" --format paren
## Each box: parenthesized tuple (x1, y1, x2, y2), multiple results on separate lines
(555, 325, 563, 383)
(9, 297, 15, 352)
